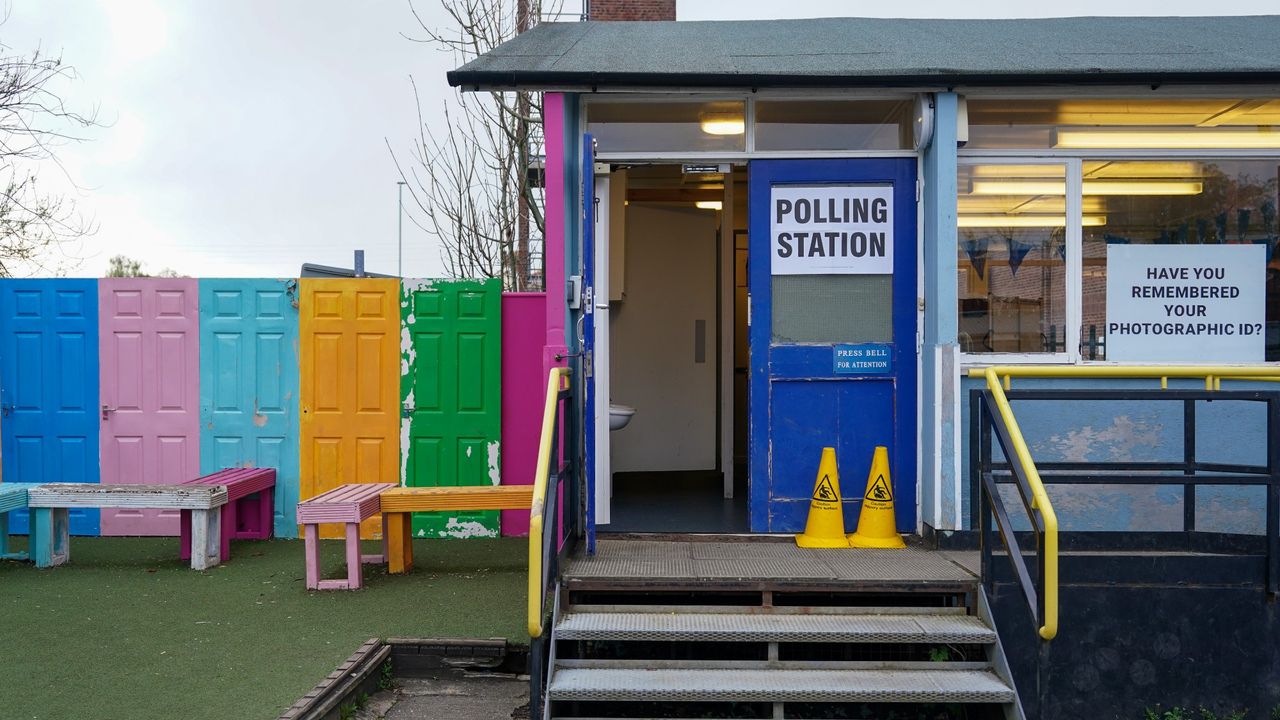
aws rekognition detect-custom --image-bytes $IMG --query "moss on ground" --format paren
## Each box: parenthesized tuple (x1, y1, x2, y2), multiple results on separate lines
(0, 535, 528, 720)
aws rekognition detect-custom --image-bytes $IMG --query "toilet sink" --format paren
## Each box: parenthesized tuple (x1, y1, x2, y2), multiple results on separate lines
(609, 403, 636, 431)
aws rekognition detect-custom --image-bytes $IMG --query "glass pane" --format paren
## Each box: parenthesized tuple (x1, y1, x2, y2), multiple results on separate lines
(755, 100, 911, 151)
(957, 164, 1069, 354)
(1080, 160, 1280, 361)
(587, 100, 746, 153)
(772, 275, 891, 344)
(967, 98, 1280, 150)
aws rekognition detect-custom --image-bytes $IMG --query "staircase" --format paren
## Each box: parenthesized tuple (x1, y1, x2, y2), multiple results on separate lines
(541, 582, 1024, 719)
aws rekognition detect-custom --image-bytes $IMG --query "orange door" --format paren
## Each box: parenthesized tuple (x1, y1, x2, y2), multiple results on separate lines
(299, 278, 399, 538)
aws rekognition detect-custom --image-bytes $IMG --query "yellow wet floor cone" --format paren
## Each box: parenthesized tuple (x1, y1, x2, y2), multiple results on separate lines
(848, 446, 907, 549)
(795, 447, 850, 549)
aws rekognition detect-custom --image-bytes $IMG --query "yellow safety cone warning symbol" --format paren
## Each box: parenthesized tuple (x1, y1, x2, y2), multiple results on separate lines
(848, 446, 907, 549)
(795, 447, 850, 549)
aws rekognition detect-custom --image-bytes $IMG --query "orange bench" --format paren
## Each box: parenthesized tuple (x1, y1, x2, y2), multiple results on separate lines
(381, 485, 535, 574)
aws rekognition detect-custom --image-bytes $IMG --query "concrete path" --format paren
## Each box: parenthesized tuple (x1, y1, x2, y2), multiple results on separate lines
(360, 670, 528, 720)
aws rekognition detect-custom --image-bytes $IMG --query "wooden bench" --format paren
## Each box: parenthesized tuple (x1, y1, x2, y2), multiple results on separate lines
(380, 485, 535, 574)
(28, 484, 229, 570)
(295, 483, 397, 590)
(178, 468, 276, 564)
(0, 483, 41, 561)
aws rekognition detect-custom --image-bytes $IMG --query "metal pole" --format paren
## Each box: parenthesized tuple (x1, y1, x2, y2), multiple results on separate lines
(397, 181, 406, 278)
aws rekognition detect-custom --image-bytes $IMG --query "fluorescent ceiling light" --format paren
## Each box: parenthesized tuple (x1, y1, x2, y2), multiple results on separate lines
(971, 162, 1201, 179)
(1054, 128, 1280, 149)
(970, 180, 1203, 196)
(958, 197, 1107, 213)
(700, 113, 745, 136)
(958, 214, 1106, 228)
(695, 200, 723, 210)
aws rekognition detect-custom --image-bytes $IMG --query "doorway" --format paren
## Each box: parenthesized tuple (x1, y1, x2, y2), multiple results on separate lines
(593, 164, 749, 533)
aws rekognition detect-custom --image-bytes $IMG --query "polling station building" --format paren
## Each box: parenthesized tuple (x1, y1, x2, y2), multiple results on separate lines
(450, 14, 1280, 540)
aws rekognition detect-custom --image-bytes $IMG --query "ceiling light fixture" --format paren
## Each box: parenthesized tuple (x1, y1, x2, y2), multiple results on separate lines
(695, 200, 723, 211)
(700, 113, 745, 136)
(1054, 128, 1280, 149)
(958, 214, 1107, 228)
(970, 180, 1203, 196)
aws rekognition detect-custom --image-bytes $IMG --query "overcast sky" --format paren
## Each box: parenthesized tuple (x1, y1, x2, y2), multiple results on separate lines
(6, 0, 1280, 278)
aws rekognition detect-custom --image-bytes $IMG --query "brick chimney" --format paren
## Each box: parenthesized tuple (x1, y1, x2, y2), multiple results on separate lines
(587, 0, 675, 21)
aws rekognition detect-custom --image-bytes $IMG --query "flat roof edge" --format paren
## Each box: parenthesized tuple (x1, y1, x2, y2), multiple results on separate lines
(446, 69, 1280, 91)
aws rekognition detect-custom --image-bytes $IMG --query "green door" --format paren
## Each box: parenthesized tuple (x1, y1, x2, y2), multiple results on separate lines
(400, 278, 503, 538)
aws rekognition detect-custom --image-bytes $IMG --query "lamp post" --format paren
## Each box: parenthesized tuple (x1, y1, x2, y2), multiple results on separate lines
(396, 181, 406, 277)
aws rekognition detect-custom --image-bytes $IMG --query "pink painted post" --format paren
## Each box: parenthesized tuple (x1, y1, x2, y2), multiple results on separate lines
(501, 293, 548, 536)
(542, 94, 571, 546)
(542, 93, 568, 380)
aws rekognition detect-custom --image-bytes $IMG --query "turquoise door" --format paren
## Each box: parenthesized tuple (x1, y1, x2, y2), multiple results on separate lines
(0, 279, 100, 535)
(199, 279, 300, 538)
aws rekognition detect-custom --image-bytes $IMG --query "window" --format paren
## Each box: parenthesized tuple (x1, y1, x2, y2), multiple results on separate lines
(965, 98, 1280, 150)
(958, 158, 1280, 361)
(754, 100, 912, 152)
(586, 100, 746, 153)
(957, 163, 1069, 355)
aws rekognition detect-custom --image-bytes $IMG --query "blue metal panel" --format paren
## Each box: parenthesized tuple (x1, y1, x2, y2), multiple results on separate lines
(0, 279, 100, 535)
(748, 159, 919, 533)
(581, 134, 596, 554)
(199, 279, 300, 538)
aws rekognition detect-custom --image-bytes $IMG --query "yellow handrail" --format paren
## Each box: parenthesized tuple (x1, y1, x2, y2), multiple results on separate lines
(967, 364, 1280, 641)
(528, 366, 571, 638)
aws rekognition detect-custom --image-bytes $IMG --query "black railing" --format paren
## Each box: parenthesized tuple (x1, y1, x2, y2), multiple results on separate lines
(528, 376, 580, 720)
(971, 388, 1280, 629)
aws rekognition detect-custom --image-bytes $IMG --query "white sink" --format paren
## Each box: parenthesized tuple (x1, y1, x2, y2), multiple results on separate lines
(609, 403, 636, 431)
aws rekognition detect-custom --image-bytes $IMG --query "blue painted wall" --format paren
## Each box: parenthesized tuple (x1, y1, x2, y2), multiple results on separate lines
(198, 279, 301, 538)
(959, 376, 1272, 533)
(0, 279, 100, 535)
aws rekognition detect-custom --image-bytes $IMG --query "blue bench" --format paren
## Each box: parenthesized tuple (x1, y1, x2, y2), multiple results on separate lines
(0, 483, 41, 561)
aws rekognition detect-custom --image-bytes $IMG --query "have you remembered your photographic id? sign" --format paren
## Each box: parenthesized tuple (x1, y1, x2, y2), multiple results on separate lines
(1105, 244, 1266, 363)
(770, 184, 894, 275)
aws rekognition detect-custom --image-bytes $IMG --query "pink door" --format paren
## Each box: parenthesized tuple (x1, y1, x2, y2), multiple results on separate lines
(99, 279, 201, 535)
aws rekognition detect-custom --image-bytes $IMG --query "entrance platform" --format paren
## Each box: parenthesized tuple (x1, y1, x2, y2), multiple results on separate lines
(564, 536, 979, 592)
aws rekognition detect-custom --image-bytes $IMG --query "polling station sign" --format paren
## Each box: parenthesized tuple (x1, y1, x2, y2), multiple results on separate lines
(771, 184, 893, 275)
(1106, 244, 1265, 362)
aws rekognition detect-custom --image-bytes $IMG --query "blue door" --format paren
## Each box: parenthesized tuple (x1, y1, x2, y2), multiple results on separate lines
(581, 134, 597, 554)
(199, 279, 300, 538)
(748, 159, 918, 533)
(0, 279, 100, 535)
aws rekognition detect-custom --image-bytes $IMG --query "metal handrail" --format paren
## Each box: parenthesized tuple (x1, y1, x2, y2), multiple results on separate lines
(968, 363, 1280, 642)
(528, 366, 571, 638)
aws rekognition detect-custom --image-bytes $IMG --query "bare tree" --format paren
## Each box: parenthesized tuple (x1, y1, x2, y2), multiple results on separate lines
(393, 0, 561, 290)
(0, 39, 98, 277)
(105, 254, 181, 278)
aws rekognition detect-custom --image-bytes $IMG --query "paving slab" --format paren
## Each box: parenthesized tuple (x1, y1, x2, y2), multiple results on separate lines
(382, 671, 528, 720)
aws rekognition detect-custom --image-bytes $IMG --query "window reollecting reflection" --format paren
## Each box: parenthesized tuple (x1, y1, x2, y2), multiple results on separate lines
(755, 100, 912, 151)
(957, 165, 1069, 354)
(1080, 160, 1280, 360)
(586, 101, 746, 153)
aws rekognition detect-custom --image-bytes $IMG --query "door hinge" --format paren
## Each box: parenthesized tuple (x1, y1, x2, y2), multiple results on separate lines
(916, 178, 923, 202)
(584, 286, 594, 315)
(584, 350, 594, 379)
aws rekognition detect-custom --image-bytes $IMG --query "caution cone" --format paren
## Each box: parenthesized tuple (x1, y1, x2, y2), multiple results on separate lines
(847, 446, 907, 549)
(795, 447, 850, 549)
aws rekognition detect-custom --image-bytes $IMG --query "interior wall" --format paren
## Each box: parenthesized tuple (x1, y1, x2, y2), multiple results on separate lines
(611, 204, 719, 473)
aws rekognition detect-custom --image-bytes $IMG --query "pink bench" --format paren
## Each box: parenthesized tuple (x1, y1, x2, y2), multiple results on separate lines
(296, 483, 396, 590)
(178, 468, 276, 564)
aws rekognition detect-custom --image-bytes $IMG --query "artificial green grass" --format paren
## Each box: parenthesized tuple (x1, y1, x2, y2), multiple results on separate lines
(0, 535, 529, 720)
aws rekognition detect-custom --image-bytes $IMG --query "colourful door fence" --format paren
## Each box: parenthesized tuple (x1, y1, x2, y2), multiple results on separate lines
(400, 279, 503, 538)
(199, 279, 301, 538)
(299, 278, 400, 539)
(0, 279, 101, 535)
(99, 278, 201, 536)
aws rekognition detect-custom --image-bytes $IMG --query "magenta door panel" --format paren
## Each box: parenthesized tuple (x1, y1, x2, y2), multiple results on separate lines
(99, 278, 201, 536)
(500, 293, 546, 537)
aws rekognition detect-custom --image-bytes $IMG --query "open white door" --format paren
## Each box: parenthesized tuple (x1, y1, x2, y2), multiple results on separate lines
(592, 170, 612, 525)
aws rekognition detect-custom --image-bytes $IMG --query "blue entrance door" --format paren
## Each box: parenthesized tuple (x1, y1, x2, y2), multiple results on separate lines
(748, 159, 918, 533)
(0, 279, 101, 535)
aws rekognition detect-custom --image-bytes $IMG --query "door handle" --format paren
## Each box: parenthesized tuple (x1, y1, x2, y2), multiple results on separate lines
(101, 405, 115, 421)
(1, 403, 12, 417)
(401, 403, 415, 418)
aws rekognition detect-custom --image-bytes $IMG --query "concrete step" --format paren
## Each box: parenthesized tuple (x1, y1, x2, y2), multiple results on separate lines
(547, 666, 1016, 704)
(556, 609, 996, 644)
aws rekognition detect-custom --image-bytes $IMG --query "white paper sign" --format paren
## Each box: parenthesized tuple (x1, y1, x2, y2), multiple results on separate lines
(1105, 244, 1265, 362)
(770, 184, 894, 275)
